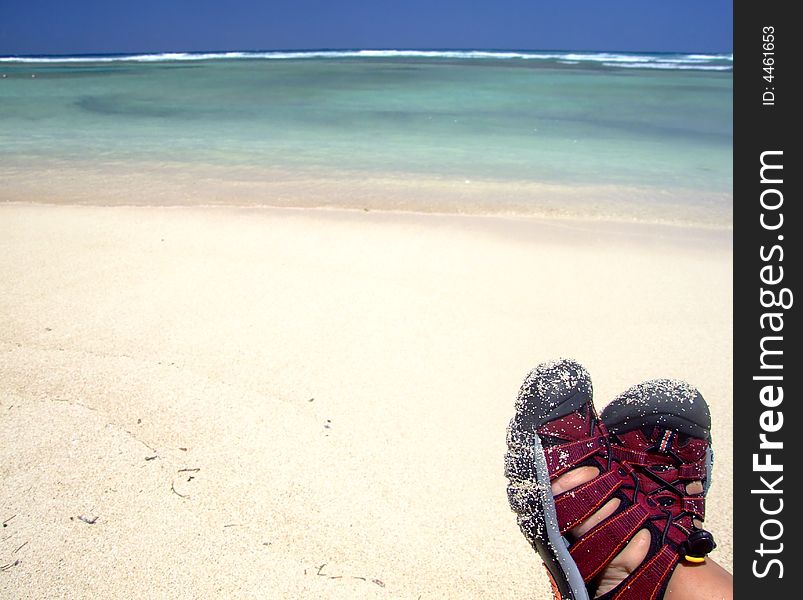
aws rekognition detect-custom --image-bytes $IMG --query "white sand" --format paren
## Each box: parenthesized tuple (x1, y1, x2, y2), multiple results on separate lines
(0, 204, 732, 598)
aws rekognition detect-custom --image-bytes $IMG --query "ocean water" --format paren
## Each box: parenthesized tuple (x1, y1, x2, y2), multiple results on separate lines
(0, 50, 732, 225)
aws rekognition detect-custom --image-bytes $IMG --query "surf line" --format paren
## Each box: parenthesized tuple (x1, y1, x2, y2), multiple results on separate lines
(751, 150, 789, 579)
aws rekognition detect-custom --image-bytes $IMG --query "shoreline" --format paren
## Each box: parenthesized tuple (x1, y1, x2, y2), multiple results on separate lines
(1, 159, 733, 230)
(1, 198, 735, 233)
(0, 201, 733, 256)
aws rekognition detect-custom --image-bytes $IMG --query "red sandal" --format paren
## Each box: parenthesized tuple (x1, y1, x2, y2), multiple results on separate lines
(506, 359, 620, 600)
(505, 362, 717, 600)
(598, 379, 716, 594)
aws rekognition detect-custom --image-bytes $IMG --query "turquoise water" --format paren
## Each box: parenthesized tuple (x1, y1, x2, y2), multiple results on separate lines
(0, 51, 732, 224)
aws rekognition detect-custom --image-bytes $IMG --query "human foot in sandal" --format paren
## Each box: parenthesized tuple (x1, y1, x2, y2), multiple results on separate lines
(505, 362, 732, 600)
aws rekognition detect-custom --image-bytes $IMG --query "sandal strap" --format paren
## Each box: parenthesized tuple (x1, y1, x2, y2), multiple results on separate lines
(601, 545, 680, 600)
(554, 469, 625, 533)
(611, 446, 708, 481)
(610, 445, 652, 465)
(570, 503, 650, 582)
(682, 496, 705, 520)
(544, 435, 606, 478)
(678, 459, 708, 481)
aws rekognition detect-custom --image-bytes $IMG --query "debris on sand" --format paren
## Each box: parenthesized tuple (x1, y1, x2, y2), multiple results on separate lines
(77, 515, 98, 525)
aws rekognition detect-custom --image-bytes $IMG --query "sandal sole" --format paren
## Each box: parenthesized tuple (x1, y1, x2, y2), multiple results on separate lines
(505, 361, 593, 600)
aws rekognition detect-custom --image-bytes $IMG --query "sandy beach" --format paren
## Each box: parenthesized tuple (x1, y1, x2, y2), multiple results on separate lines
(0, 203, 732, 598)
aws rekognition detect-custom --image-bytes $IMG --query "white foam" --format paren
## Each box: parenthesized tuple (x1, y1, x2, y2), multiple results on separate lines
(687, 54, 731, 60)
(0, 49, 733, 71)
(602, 62, 732, 71)
(0, 51, 249, 63)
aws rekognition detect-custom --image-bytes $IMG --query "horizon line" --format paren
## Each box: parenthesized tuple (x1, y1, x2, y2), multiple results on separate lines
(0, 46, 735, 59)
